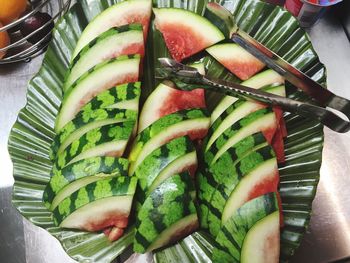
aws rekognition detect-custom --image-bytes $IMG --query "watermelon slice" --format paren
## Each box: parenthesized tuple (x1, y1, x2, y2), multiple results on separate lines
(213, 193, 280, 263)
(55, 55, 140, 132)
(64, 24, 145, 92)
(138, 81, 206, 132)
(72, 0, 152, 59)
(128, 108, 210, 176)
(153, 8, 225, 61)
(52, 176, 137, 233)
(138, 63, 206, 132)
(133, 173, 198, 253)
(206, 43, 265, 80)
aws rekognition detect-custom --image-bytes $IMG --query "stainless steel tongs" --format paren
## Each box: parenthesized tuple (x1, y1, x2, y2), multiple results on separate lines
(156, 57, 350, 133)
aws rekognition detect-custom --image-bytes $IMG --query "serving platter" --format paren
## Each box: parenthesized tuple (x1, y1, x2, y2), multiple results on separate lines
(8, 0, 325, 262)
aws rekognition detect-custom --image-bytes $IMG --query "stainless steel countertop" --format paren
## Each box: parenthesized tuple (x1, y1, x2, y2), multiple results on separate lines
(1, 9, 350, 263)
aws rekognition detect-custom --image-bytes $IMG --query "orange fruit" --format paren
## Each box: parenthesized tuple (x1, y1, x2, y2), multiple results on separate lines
(0, 22, 10, 59)
(0, 0, 27, 25)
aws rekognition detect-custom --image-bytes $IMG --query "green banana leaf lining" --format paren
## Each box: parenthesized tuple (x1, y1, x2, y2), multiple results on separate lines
(8, 0, 324, 262)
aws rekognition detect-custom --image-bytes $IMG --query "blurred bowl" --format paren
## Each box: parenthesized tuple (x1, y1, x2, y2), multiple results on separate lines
(0, 0, 71, 64)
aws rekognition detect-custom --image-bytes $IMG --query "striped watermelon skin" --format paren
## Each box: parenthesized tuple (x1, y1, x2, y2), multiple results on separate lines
(79, 82, 141, 111)
(55, 55, 141, 132)
(204, 108, 276, 165)
(134, 136, 195, 204)
(64, 24, 144, 91)
(133, 172, 198, 253)
(204, 84, 285, 152)
(52, 176, 138, 226)
(63, 54, 141, 100)
(70, 24, 143, 66)
(49, 108, 137, 160)
(71, 0, 152, 58)
(212, 193, 279, 262)
(206, 145, 276, 236)
(128, 108, 210, 175)
(204, 99, 264, 151)
(43, 157, 129, 209)
(54, 121, 135, 170)
(198, 132, 268, 228)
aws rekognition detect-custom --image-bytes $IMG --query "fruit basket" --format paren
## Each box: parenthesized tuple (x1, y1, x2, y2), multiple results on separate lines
(8, 0, 325, 262)
(0, 0, 70, 64)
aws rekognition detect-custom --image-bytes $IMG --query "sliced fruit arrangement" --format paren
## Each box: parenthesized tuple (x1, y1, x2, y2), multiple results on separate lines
(55, 54, 141, 132)
(128, 108, 210, 176)
(43, 156, 129, 211)
(138, 80, 206, 132)
(153, 7, 225, 61)
(211, 69, 284, 124)
(138, 62, 206, 132)
(52, 176, 138, 234)
(133, 172, 199, 253)
(77, 82, 141, 112)
(205, 107, 278, 166)
(44, 0, 153, 243)
(40, 0, 290, 258)
(134, 136, 197, 205)
(198, 132, 268, 228)
(72, 0, 152, 58)
(206, 68, 287, 164)
(64, 24, 145, 92)
(208, 144, 278, 236)
(50, 108, 137, 160)
(212, 193, 280, 263)
(54, 121, 136, 170)
(205, 84, 285, 152)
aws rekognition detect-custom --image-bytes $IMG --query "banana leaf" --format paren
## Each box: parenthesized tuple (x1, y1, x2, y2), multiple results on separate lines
(8, 0, 324, 262)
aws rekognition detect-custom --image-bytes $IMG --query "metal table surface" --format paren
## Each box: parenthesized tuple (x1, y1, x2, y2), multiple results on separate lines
(1, 7, 350, 263)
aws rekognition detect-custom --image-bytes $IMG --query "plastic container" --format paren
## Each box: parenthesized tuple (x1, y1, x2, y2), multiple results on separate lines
(285, 0, 343, 27)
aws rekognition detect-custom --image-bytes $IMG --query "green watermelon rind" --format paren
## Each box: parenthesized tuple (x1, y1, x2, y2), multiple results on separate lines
(43, 156, 129, 209)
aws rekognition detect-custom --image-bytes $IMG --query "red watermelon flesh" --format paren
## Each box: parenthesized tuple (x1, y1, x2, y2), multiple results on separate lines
(220, 57, 265, 81)
(110, 42, 145, 59)
(247, 170, 279, 203)
(257, 111, 286, 164)
(153, 8, 225, 62)
(82, 212, 129, 232)
(276, 192, 284, 227)
(73, 0, 152, 59)
(104, 226, 125, 242)
(273, 106, 287, 138)
(261, 125, 277, 145)
(125, 14, 150, 42)
(77, 73, 139, 111)
(271, 127, 285, 164)
(206, 43, 265, 80)
(244, 171, 283, 224)
(138, 82, 206, 132)
(279, 116, 288, 138)
(272, 107, 286, 163)
(157, 24, 213, 61)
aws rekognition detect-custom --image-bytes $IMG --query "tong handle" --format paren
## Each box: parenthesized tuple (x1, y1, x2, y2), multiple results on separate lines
(201, 76, 350, 133)
(232, 32, 350, 122)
